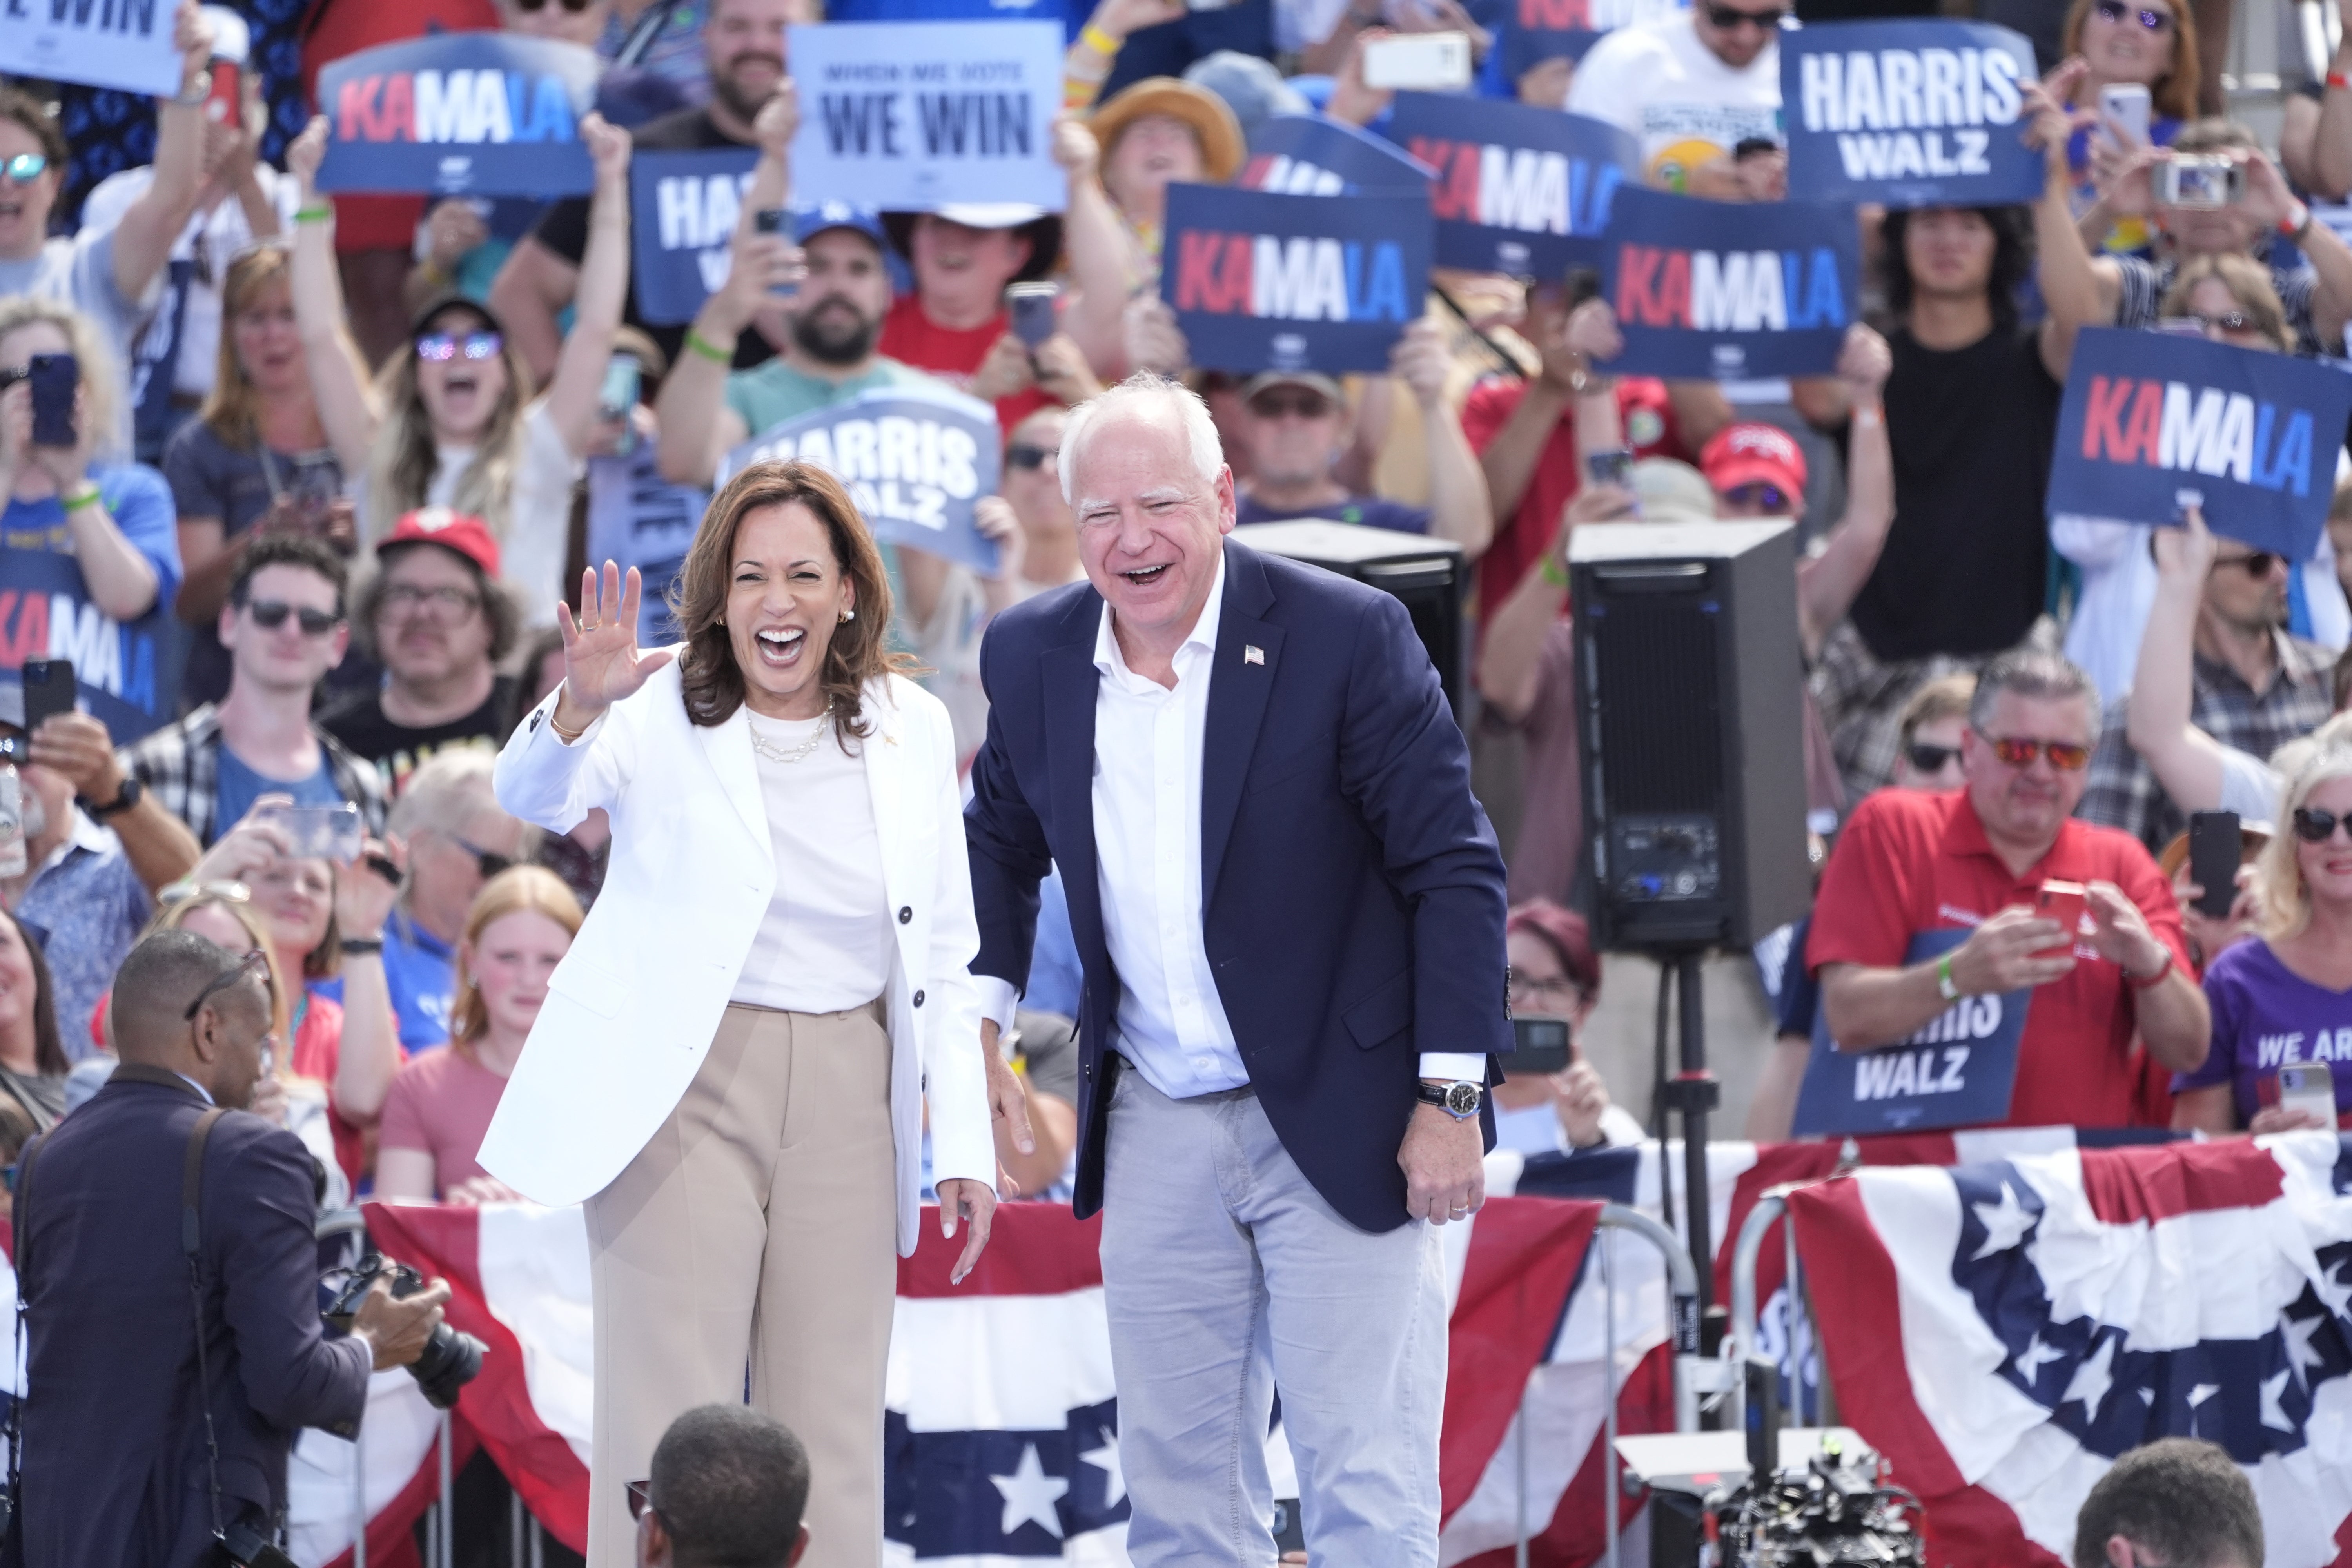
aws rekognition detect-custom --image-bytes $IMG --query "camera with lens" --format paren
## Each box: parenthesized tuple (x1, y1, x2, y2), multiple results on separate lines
(1707, 1442, 1924, 1568)
(322, 1253, 485, 1410)
(2156, 155, 2244, 209)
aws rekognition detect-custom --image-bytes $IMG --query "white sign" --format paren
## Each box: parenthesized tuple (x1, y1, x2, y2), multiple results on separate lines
(0, 0, 184, 98)
(786, 20, 1066, 214)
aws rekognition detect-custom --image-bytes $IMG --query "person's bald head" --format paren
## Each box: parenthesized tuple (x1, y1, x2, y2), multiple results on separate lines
(111, 931, 274, 1109)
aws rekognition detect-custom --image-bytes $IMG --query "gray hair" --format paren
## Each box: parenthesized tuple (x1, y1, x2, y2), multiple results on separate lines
(1968, 648, 2103, 746)
(1059, 372, 1225, 507)
(387, 748, 499, 837)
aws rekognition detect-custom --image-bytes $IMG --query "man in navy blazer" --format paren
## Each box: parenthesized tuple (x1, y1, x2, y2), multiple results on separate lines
(16, 931, 449, 1568)
(965, 374, 1511, 1567)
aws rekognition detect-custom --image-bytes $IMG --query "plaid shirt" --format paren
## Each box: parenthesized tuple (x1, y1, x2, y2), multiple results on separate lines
(2078, 632, 2335, 852)
(117, 704, 389, 848)
(1812, 619, 2064, 804)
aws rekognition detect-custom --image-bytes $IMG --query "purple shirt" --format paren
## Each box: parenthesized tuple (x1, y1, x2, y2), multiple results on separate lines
(2175, 938, 2352, 1124)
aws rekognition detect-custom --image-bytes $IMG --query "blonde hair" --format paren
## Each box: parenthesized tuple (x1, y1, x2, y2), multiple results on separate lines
(2161, 253, 2291, 352)
(364, 305, 535, 552)
(203, 244, 372, 452)
(0, 296, 123, 463)
(146, 889, 306, 1085)
(2255, 743, 2352, 939)
(449, 866, 583, 1056)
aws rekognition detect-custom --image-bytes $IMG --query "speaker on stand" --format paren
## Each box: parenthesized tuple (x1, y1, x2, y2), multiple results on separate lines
(1232, 521, 1467, 719)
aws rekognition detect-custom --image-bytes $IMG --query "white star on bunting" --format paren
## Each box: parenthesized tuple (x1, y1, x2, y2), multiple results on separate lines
(1079, 1426, 1125, 1508)
(990, 1443, 1070, 1540)
(1971, 1180, 2036, 1261)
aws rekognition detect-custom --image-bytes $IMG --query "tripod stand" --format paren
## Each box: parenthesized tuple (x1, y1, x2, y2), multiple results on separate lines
(1646, 946, 1721, 1354)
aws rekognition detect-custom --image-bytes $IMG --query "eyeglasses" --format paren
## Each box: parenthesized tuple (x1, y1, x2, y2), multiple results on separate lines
(183, 949, 270, 1021)
(1248, 390, 1336, 421)
(246, 599, 342, 636)
(382, 583, 482, 616)
(0, 154, 46, 185)
(1704, 3, 1788, 28)
(626, 1480, 659, 1523)
(445, 832, 515, 880)
(2094, 0, 2174, 29)
(415, 331, 504, 363)
(1005, 443, 1057, 471)
(160, 879, 252, 907)
(1982, 733, 2093, 771)
(1905, 741, 1960, 774)
(2294, 807, 2352, 843)
(1720, 482, 1791, 513)
(1507, 972, 1588, 1007)
(2213, 550, 2281, 577)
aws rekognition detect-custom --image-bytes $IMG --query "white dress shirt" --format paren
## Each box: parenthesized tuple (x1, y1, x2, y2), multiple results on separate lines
(979, 561, 1486, 1092)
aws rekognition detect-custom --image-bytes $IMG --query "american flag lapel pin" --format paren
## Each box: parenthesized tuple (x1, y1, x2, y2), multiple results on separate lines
(1245, 645, 1265, 666)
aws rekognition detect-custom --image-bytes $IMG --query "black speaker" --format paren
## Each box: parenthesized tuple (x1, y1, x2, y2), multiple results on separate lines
(1569, 521, 1811, 950)
(1233, 521, 1466, 717)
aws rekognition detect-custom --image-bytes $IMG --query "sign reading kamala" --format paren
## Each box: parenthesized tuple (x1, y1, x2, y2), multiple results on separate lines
(1598, 186, 1859, 379)
(1792, 929, 2030, 1136)
(1240, 114, 1436, 198)
(629, 147, 759, 327)
(1783, 20, 2039, 207)
(718, 383, 1003, 574)
(317, 34, 602, 197)
(787, 21, 1065, 215)
(1497, 0, 1684, 85)
(1162, 185, 1433, 375)
(1381, 93, 1639, 275)
(0, 552, 183, 743)
(0, 0, 185, 98)
(2047, 327, 2352, 562)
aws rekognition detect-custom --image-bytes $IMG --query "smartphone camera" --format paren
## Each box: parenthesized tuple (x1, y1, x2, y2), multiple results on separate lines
(1507, 1015, 1572, 1077)
(750, 209, 800, 299)
(1007, 281, 1060, 350)
(2156, 156, 2243, 210)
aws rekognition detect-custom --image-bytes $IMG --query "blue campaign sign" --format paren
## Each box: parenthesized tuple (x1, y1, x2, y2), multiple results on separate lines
(1239, 114, 1435, 197)
(1162, 184, 1432, 376)
(2047, 327, 2352, 562)
(1379, 93, 1640, 276)
(0, 0, 183, 97)
(586, 449, 708, 644)
(717, 384, 1004, 573)
(0, 551, 184, 743)
(1597, 186, 1859, 379)
(1783, 20, 2040, 208)
(316, 34, 602, 198)
(1495, 0, 1684, 84)
(788, 21, 1066, 214)
(630, 147, 759, 327)
(1791, 929, 2031, 1136)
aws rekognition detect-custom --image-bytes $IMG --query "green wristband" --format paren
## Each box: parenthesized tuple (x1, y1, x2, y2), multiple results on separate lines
(294, 203, 332, 225)
(1936, 952, 1960, 1002)
(1540, 553, 1568, 589)
(684, 327, 736, 365)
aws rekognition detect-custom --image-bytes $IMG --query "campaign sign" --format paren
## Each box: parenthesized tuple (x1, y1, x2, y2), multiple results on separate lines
(1162, 185, 1432, 376)
(1240, 114, 1436, 198)
(317, 33, 602, 197)
(586, 451, 708, 644)
(1783, 20, 2039, 207)
(718, 385, 1004, 573)
(630, 147, 760, 327)
(2047, 327, 2352, 563)
(0, 0, 184, 97)
(788, 21, 1065, 214)
(0, 551, 183, 743)
(1597, 186, 1859, 379)
(1792, 929, 2030, 1136)
(1497, 0, 1682, 84)
(1381, 93, 1640, 276)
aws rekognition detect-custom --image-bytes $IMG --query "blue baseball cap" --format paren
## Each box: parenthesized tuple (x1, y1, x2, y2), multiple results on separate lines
(793, 201, 889, 250)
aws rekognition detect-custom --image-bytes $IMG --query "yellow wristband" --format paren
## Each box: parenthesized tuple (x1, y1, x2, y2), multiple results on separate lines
(1081, 22, 1120, 53)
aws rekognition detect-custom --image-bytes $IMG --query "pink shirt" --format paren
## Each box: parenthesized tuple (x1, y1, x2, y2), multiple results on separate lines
(377, 1044, 510, 1192)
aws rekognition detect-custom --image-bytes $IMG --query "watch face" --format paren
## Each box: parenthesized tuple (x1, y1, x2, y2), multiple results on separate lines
(1445, 1082, 1481, 1116)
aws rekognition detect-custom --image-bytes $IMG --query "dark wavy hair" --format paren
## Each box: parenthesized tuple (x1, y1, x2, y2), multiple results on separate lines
(1, 908, 67, 1080)
(672, 461, 913, 744)
(1880, 205, 2034, 334)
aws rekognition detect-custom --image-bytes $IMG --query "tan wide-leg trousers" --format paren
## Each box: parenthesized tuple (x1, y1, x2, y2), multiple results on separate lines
(582, 1000, 896, 1568)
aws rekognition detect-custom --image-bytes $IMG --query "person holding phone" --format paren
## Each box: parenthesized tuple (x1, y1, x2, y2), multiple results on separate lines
(2168, 745, 2352, 1133)
(1496, 901, 1641, 1154)
(2054, 0, 2201, 254)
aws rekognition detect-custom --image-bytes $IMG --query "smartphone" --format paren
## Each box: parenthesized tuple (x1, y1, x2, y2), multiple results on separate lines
(750, 208, 800, 298)
(256, 802, 364, 864)
(1361, 32, 1474, 92)
(2036, 879, 2088, 954)
(1007, 281, 1060, 349)
(2278, 1064, 2338, 1131)
(21, 659, 74, 738)
(599, 353, 642, 456)
(2187, 810, 2242, 920)
(27, 354, 76, 449)
(1271, 1499, 1304, 1556)
(1508, 1015, 1572, 1077)
(2097, 83, 2151, 149)
(1586, 448, 1635, 489)
(203, 58, 242, 124)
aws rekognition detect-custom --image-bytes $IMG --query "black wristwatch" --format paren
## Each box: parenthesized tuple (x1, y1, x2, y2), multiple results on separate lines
(1416, 1080, 1483, 1120)
(85, 775, 142, 819)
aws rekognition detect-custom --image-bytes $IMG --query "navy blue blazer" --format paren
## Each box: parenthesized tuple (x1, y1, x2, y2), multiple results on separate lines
(17, 1065, 370, 1568)
(965, 539, 1513, 1232)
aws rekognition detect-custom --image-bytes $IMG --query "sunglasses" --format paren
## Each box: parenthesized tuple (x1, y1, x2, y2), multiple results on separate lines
(246, 599, 341, 636)
(1721, 482, 1791, 512)
(0, 154, 46, 185)
(1984, 734, 2093, 771)
(1704, 4, 1788, 28)
(416, 331, 504, 363)
(2197, 311, 2258, 334)
(2294, 807, 2352, 843)
(446, 831, 515, 880)
(1249, 391, 1335, 421)
(1905, 741, 1960, 774)
(2213, 550, 2281, 577)
(183, 949, 270, 1021)
(2094, 0, 2174, 28)
(626, 1480, 658, 1523)
(1005, 443, 1056, 471)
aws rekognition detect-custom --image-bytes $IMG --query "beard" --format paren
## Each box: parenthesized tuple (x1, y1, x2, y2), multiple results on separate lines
(793, 301, 880, 366)
(712, 55, 782, 126)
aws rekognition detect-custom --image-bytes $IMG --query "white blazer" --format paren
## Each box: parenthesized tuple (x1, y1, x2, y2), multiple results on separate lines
(475, 660, 996, 1256)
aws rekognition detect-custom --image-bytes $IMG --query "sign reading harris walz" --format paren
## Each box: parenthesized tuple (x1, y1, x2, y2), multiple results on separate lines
(1782, 19, 2042, 206)
(315, 33, 603, 197)
(1597, 186, 1860, 380)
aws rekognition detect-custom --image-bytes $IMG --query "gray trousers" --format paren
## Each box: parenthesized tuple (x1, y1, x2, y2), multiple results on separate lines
(1100, 1065, 1446, 1568)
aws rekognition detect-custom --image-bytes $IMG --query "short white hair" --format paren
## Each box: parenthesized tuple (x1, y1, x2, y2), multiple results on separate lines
(1059, 372, 1224, 506)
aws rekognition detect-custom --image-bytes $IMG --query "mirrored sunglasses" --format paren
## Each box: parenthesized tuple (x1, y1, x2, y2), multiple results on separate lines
(0, 154, 47, 184)
(1984, 734, 2092, 771)
(2094, 0, 2173, 28)
(416, 331, 504, 363)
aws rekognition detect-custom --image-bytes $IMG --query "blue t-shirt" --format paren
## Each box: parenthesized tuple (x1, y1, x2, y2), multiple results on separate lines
(382, 909, 457, 1057)
(2175, 938, 2352, 1125)
(0, 462, 184, 615)
(212, 748, 346, 841)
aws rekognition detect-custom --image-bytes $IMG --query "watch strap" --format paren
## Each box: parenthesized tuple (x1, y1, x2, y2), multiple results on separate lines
(1416, 1080, 1482, 1119)
(86, 775, 142, 819)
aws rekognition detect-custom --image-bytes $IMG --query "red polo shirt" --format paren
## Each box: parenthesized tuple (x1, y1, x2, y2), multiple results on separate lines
(1805, 788, 2192, 1131)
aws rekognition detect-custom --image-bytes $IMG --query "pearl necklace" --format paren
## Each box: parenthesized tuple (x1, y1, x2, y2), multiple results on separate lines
(748, 702, 832, 765)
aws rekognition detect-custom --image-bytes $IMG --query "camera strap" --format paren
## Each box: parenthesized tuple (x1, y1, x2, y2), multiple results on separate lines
(179, 1107, 232, 1552)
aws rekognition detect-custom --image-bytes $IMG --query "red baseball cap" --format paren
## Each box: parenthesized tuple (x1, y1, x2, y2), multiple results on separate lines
(1699, 422, 1807, 508)
(383, 506, 501, 578)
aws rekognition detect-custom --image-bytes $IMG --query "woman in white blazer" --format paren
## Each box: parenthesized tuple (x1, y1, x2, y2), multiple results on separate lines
(477, 460, 998, 1568)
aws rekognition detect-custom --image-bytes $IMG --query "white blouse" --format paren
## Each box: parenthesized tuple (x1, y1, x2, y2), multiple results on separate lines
(728, 709, 894, 1014)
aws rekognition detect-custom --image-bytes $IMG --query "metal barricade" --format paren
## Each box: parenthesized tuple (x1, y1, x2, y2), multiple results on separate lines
(1725, 1187, 1818, 1432)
